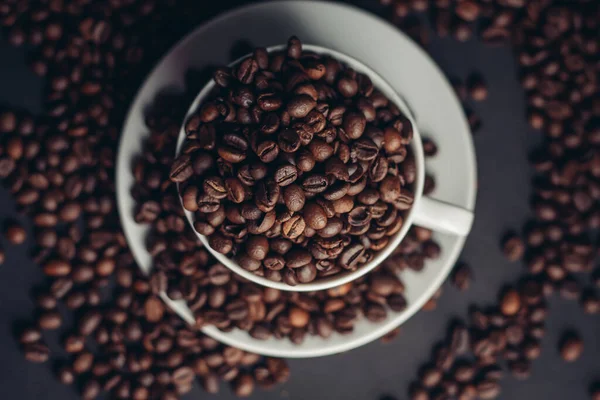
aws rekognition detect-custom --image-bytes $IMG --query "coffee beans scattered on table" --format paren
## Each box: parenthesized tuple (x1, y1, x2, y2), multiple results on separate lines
(406, 281, 549, 399)
(377, 0, 599, 398)
(171, 36, 416, 285)
(1, 0, 596, 399)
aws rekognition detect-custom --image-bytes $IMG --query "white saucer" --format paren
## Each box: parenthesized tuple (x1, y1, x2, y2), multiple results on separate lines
(116, 0, 476, 358)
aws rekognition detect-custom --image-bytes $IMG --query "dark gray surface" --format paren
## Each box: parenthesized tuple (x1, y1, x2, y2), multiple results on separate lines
(0, 2, 598, 399)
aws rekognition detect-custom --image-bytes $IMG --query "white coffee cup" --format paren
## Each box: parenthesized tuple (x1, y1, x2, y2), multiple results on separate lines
(175, 44, 473, 292)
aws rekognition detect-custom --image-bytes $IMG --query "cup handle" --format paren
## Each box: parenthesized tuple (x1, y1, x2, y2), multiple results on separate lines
(412, 196, 474, 236)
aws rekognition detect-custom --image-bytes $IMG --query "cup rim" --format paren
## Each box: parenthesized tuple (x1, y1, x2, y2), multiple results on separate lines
(175, 43, 426, 292)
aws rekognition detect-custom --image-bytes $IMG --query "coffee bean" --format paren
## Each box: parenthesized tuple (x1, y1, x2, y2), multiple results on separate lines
(365, 303, 387, 322)
(288, 307, 310, 328)
(245, 236, 269, 261)
(20, 327, 42, 344)
(285, 249, 312, 269)
(43, 259, 71, 277)
(144, 296, 165, 322)
(303, 202, 328, 230)
(559, 331, 583, 362)
(282, 215, 306, 239)
(296, 263, 317, 283)
(502, 233, 524, 262)
(38, 310, 62, 330)
(287, 95, 316, 119)
(73, 351, 94, 374)
(477, 379, 500, 399)
(337, 75, 358, 98)
(379, 175, 401, 203)
(581, 290, 600, 314)
(219, 133, 248, 163)
(338, 243, 365, 269)
(419, 365, 442, 388)
(451, 263, 472, 291)
(282, 184, 305, 213)
(232, 373, 254, 397)
(5, 221, 26, 245)
(274, 164, 298, 186)
(23, 342, 50, 363)
(500, 288, 521, 316)
(78, 310, 102, 335)
(203, 177, 227, 199)
(255, 180, 280, 212)
(256, 140, 279, 163)
(169, 154, 193, 182)
(466, 72, 487, 101)
(343, 112, 366, 139)
(57, 366, 75, 385)
(277, 128, 301, 153)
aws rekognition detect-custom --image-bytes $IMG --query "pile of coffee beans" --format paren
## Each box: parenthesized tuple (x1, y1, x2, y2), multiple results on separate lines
(133, 89, 441, 342)
(171, 36, 417, 285)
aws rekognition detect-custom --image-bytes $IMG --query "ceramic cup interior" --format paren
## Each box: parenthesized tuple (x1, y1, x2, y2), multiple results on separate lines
(175, 44, 467, 292)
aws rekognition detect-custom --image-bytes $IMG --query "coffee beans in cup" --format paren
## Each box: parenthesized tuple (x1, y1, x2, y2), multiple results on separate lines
(134, 84, 440, 343)
(171, 36, 416, 285)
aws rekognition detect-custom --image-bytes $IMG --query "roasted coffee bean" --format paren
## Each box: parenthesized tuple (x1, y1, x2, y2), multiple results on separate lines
(338, 243, 365, 269)
(303, 202, 328, 230)
(296, 148, 316, 172)
(502, 233, 524, 261)
(285, 249, 312, 269)
(282, 184, 305, 212)
(203, 177, 227, 199)
(38, 310, 62, 330)
(264, 254, 286, 271)
(255, 180, 280, 212)
(169, 155, 193, 182)
(5, 221, 26, 245)
(467, 73, 488, 101)
(287, 95, 316, 119)
(379, 175, 401, 203)
(278, 128, 301, 153)
(274, 164, 298, 186)
(451, 263, 472, 291)
(23, 342, 50, 363)
(236, 58, 258, 85)
(219, 133, 248, 163)
(245, 236, 269, 261)
(20, 327, 42, 344)
(477, 380, 500, 399)
(255, 140, 279, 163)
(308, 139, 333, 162)
(296, 263, 317, 283)
(301, 174, 328, 194)
(282, 215, 306, 239)
(348, 206, 371, 227)
(559, 331, 583, 362)
(337, 75, 358, 98)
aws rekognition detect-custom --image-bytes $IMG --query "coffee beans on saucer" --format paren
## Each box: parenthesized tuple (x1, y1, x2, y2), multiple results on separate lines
(170, 36, 416, 285)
